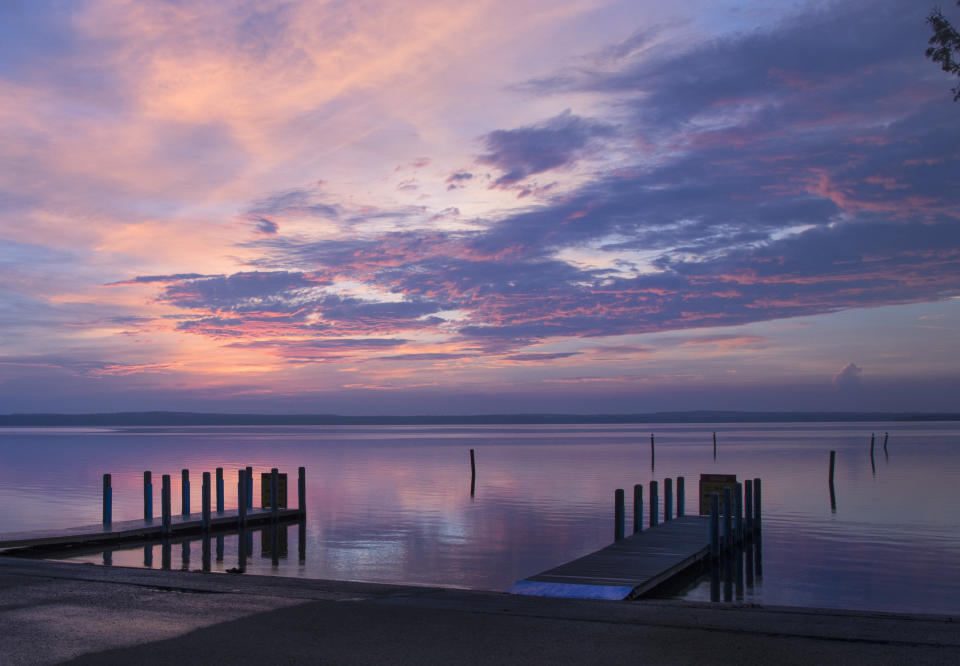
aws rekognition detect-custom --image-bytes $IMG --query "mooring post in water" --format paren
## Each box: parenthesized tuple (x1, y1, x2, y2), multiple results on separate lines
(470, 449, 476, 495)
(245, 466, 253, 510)
(753, 477, 762, 533)
(181, 469, 191, 515)
(828, 451, 837, 513)
(744, 479, 754, 538)
(216, 467, 224, 513)
(614, 488, 625, 541)
(238, 469, 247, 526)
(713, 431, 717, 459)
(202, 471, 211, 531)
(270, 468, 280, 521)
(102, 474, 112, 526)
(722, 486, 732, 549)
(650, 433, 655, 469)
(677, 477, 685, 517)
(733, 483, 743, 544)
(633, 484, 643, 533)
(161, 474, 171, 536)
(143, 471, 153, 521)
(664, 477, 673, 521)
(883, 432, 888, 451)
(298, 466, 306, 516)
(710, 492, 719, 559)
(649, 480, 659, 528)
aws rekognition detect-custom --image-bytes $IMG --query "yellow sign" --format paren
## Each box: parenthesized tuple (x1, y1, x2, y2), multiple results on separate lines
(698, 473, 737, 515)
(260, 473, 288, 508)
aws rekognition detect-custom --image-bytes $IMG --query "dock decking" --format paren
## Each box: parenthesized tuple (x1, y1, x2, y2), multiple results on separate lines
(510, 515, 711, 600)
(0, 508, 301, 551)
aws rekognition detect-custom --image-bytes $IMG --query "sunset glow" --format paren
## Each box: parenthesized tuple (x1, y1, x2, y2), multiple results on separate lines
(2, 0, 958, 413)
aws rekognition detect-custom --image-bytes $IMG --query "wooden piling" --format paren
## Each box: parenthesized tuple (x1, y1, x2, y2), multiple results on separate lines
(883, 432, 888, 451)
(677, 477, 685, 517)
(614, 489, 625, 541)
(102, 474, 112, 526)
(664, 477, 673, 522)
(712, 432, 717, 459)
(632, 484, 643, 533)
(753, 477, 762, 532)
(650, 433, 655, 470)
(216, 467, 224, 513)
(470, 449, 476, 495)
(709, 492, 719, 559)
(143, 471, 153, 521)
(649, 480, 659, 528)
(735, 482, 743, 544)
(298, 466, 306, 516)
(238, 469, 247, 526)
(246, 466, 253, 510)
(870, 432, 875, 453)
(722, 487, 732, 549)
(161, 474, 171, 536)
(744, 479, 754, 537)
(202, 471, 211, 532)
(828, 450, 837, 511)
(181, 469, 190, 516)
(271, 468, 280, 521)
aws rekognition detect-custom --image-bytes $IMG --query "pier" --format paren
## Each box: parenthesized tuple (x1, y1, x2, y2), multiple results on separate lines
(0, 466, 305, 553)
(511, 474, 759, 600)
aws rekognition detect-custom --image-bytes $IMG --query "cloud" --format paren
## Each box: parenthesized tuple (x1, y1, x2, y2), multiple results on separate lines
(478, 110, 615, 187)
(833, 362, 863, 390)
(252, 216, 279, 235)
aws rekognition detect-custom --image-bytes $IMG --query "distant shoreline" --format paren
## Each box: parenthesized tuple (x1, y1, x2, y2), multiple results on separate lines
(1, 410, 959, 427)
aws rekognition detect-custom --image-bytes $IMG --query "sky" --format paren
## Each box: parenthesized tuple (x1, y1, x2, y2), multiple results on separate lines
(1, 0, 958, 415)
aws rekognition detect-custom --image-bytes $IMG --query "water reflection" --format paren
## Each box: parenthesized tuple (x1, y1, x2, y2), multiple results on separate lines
(0, 422, 959, 614)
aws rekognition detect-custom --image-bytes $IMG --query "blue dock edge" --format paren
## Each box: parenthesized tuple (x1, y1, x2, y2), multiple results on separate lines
(509, 580, 634, 600)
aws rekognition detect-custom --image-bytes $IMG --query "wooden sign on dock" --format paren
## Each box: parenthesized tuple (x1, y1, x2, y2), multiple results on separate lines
(260, 472, 288, 508)
(699, 473, 737, 515)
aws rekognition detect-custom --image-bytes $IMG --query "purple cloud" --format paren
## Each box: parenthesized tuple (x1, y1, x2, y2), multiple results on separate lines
(478, 110, 615, 187)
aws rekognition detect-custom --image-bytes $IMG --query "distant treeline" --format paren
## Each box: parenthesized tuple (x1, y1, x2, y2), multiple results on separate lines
(1, 411, 959, 426)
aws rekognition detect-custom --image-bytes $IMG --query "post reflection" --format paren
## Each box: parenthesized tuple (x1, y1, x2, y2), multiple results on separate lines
(161, 539, 171, 570)
(202, 535, 211, 573)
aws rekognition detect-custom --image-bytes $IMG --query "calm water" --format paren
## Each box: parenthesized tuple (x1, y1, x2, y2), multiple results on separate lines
(0, 422, 958, 614)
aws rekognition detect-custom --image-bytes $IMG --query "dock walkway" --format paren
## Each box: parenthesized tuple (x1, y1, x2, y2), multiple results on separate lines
(0, 508, 301, 551)
(510, 515, 710, 600)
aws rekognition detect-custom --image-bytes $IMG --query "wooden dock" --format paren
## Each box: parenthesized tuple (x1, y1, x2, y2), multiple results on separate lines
(0, 507, 301, 552)
(510, 516, 711, 600)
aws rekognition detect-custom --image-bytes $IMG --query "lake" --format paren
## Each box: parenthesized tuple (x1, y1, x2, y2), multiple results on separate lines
(0, 422, 957, 614)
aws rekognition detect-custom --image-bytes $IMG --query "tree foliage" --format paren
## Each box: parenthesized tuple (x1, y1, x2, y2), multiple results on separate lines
(927, 2, 960, 101)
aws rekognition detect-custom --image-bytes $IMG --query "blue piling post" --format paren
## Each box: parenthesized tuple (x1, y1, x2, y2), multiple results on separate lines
(246, 466, 253, 510)
(102, 474, 112, 526)
(202, 471, 211, 532)
(677, 477, 685, 517)
(753, 478, 762, 533)
(664, 477, 673, 521)
(271, 468, 279, 521)
(216, 467, 224, 513)
(614, 489, 625, 541)
(722, 487, 732, 549)
(161, 474, 171, 536)
(710, 492, 719, 558)
(143, 471, 153, 521)
(744, 479, 754, 538)
(649, 480, 659, 528)
(633, 484, 643, 533)
(181, 469, 190, 516)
